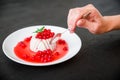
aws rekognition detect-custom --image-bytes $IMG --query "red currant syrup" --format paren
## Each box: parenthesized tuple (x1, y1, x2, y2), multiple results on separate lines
(14, 36, 69, 63)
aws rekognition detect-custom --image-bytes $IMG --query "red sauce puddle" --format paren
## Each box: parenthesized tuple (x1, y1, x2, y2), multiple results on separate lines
(14, 36, 68, 63)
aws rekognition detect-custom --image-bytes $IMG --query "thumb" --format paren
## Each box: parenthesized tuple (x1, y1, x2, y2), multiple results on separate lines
(77, 19, 98, 34)
(76, 19, 86, 28)
(76, 19, 93, 29)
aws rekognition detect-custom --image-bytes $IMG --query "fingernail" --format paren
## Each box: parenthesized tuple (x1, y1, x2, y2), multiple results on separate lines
(68, 27, 71, 31)
(68, 28, 74, 33)
(68, 25, 75, 33)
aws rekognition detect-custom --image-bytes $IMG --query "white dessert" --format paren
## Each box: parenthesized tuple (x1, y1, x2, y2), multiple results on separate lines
(30, 34, 57, 52)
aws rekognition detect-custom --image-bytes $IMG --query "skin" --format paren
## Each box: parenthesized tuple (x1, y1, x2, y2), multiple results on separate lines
(67, 4, 120, 34)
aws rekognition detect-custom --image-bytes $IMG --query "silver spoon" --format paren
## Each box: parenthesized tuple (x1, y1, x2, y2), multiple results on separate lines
(49, 29, 68, 44)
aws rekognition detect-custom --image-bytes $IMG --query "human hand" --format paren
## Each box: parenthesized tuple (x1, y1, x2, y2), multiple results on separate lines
(67, 4, 109, 34)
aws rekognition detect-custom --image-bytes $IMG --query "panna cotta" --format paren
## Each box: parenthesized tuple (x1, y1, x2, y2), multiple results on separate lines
(30, 27, 56, 52)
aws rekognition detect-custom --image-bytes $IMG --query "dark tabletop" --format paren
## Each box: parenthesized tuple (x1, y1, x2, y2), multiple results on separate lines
(0, 0, 120, 80)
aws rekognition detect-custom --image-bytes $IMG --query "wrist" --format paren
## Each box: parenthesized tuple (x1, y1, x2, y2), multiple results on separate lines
(103, 15, 120, 32)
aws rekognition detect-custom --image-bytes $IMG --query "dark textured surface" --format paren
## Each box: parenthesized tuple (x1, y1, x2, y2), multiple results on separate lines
(0, 0, 120, 80)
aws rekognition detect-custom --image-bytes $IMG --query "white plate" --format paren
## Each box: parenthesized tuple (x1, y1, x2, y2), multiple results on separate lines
(2, 25, 82, 66)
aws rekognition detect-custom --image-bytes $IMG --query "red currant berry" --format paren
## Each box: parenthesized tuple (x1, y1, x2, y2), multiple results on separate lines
(43, 29, 48, 32)
(50, 32, 55, 37)
(24, 36, 32, 42)
(46, 49, 52, 54)
(36, 32, 41, 38)
(47, 29, 51, 33)
(54, 52, 60, 56)
(36, 51, 42, 56)
(40, 57, 44, 62)
(38, 35, 43, 39)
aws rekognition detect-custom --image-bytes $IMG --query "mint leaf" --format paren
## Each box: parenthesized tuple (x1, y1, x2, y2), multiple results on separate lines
(34, 26, 45, 33)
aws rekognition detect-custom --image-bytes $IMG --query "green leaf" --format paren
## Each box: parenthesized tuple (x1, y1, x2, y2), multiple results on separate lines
(34, 26, 45, 33)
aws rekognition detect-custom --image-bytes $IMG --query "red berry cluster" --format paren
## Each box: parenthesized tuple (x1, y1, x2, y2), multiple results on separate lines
(57, 39, 66, 45)
(57, 39, 68, 51)
(34, 49, 54, 63)
(36, 29, 55, 39)
(18, 41, 26, 48)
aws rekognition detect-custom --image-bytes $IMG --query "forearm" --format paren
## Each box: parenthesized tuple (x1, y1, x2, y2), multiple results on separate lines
(103, 15, 120, 32)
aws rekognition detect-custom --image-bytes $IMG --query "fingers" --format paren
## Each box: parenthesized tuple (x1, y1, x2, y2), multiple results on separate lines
(67, 4, 94, 32)
(67, 8, 82, 32)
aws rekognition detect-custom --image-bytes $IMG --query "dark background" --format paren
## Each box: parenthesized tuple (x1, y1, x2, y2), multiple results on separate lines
(0, 0, 120, 80)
